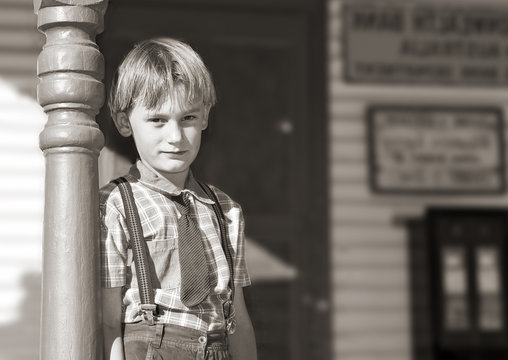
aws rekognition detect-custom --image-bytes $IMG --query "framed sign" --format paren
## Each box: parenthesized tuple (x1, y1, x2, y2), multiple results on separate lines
(368, 106, 506, 194)
(343, 2, 508, 86)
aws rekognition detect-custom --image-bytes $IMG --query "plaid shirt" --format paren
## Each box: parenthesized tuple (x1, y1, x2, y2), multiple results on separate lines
(100, 160, 251, 332)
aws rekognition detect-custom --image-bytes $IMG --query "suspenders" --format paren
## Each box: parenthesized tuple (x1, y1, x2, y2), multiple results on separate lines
(197, 181, 236, 332)
(113, 177, 235, 330)
(113, 178, 157, 323)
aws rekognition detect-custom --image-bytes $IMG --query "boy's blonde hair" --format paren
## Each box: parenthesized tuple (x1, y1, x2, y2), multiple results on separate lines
(109, 37, 217, 115)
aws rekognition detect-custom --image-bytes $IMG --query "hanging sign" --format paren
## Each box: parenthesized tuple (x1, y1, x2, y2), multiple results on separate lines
(343, 2, 508, 86)
(368, 107, 505, 193)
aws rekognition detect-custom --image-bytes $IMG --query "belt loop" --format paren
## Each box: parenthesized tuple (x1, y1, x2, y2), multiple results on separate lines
(151, 324, 164, 349)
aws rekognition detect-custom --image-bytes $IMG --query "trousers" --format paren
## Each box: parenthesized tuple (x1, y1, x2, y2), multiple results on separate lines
(123, 322, 231, 360)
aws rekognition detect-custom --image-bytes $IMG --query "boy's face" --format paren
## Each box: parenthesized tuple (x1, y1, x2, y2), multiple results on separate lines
(115, 97, 209, 186)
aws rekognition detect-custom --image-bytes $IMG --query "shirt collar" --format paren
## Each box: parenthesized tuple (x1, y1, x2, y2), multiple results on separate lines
(127, 160, 214, 204)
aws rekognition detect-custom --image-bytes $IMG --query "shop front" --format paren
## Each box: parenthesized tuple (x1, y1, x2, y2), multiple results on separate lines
(331, 1, 508, 359)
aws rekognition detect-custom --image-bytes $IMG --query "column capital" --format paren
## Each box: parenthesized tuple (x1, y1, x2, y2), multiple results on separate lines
(35, 0, 108, 154)
(34, 0, 108, 15)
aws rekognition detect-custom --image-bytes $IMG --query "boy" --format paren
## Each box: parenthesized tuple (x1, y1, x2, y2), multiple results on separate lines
(100, 38, 257, 360)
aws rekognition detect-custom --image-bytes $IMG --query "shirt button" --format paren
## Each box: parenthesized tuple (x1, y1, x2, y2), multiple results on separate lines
(198, 336, 207, 344)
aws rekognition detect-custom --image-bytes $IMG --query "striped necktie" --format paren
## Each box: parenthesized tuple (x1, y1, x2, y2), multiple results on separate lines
(174, 192, 211, 307)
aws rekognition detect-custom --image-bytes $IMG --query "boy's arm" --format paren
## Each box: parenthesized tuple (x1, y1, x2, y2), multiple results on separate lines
(229, 287, 257, 360)
(102, 287, 125, 360)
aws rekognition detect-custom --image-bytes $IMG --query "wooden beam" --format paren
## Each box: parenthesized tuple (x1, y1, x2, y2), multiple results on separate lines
(34, 1, 107, 359)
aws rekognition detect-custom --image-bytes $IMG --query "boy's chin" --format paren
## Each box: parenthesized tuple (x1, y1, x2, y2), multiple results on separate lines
(155, 164, 190, 177)
(142, 159, 190, 177)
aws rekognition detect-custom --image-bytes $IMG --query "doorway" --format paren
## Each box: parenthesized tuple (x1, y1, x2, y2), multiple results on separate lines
(97, 1, 328, 358)
(408, 209, 508, 360)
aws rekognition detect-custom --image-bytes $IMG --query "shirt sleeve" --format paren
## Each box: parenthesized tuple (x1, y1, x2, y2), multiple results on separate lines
(100, 187, 129, 288)
(230, 205, 251, 288)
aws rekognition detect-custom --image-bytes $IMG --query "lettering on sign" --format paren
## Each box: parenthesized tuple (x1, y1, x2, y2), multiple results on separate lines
(368, 107, 505, 193)
(343, 3, 508, 86)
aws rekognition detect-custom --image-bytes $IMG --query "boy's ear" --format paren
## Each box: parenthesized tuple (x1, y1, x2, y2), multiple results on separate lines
(112, 112, 132, 137)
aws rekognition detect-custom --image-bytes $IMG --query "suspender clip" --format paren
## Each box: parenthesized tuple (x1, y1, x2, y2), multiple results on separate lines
(223, 299, 235, 334)
(140, 304, 158, 325)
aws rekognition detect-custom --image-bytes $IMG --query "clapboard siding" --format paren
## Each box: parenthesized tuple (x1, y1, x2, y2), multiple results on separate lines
(333, 203, 424, 224)
(0, 7, 40, 28)
(330, 83, 508, 104)
(333, 245, 407, 267)
(334, 333, 411, 356)
(0, 2, 43, 98)
(329, 1, 508, 360)
(0, 52, 37, 73)
(335, 313, 409, 333)
(0, 30, 42, 51)
(332, 225, 407, 247)
(0, 86, 44, 360)
(334, 267, 408, 288)
(0, 2, 45, 359)
(333, 184, 508, 206)
(334, 288, 408, 310)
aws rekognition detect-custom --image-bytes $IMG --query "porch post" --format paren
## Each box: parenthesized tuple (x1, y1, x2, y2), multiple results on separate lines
(34, 1, 108, 359)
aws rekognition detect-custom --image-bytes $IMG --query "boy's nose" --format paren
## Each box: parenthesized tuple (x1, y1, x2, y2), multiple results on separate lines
(164, 120, 183, 143)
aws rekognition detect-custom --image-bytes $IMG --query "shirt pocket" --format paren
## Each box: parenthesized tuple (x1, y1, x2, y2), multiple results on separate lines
(145, 237, 181, 290)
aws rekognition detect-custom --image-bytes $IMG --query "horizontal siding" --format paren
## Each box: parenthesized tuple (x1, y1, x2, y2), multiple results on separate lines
(331, 162, 367, 181)
(0, 176, 45, 192)
(334, 333, 411, 356)
(0, 243, 40, 264)
(0, 30, 43, 51)
(334, 288, 408, 310)
(0, 52, 38, 73)
(333, 245, 407, 267)
(0, 7, 40, 28)
(0, 0, 34, 7)
(332, 225, 407, 246)
(332, 203, 424, 224)
(0, 74, 38, 97)
(333, 267, 408, 289)
(0, 2, 43, 98)
(0, 4, 45, 357)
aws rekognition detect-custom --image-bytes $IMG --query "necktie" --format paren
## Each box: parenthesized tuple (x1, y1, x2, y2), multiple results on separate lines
(174, 192, 211, 307)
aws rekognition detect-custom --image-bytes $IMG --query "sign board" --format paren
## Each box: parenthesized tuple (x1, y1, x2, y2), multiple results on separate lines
(368, 107, 505, 193)
(343, 2, 508, 86)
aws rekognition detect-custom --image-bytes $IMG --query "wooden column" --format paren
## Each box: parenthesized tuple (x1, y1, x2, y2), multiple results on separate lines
(34, 1, 108, 359)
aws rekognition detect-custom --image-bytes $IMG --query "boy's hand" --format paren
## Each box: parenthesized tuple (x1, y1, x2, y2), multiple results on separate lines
(102, 287, 125, 360)
(229, 288, 257, 360)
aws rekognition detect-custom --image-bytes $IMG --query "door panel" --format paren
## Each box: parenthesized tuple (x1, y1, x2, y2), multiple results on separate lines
(427, 209, 508, 360)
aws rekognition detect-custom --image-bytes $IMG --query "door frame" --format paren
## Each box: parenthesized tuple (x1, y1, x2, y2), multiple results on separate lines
(98, 1, 329, 358)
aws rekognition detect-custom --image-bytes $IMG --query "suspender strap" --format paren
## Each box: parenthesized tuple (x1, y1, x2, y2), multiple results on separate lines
(198, 182, 236, 328)
(113, 177, 235, 329)
(113, 177, 157, 324)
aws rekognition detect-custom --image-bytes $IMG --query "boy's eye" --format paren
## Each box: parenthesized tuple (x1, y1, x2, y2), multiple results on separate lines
(148, 118, 163, 123)
(183, 115, 197, 121)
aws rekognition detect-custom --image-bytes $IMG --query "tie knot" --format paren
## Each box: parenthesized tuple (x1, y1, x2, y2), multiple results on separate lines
(174, 192, 191, 215)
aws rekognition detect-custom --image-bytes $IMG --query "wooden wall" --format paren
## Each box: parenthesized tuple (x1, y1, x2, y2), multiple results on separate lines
(0, 0, 41, 97)
(328, 0, 508, 359)
(0, 1, 45, 359)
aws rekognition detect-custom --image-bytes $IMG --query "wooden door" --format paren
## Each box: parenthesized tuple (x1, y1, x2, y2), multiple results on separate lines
(427, 208, 508, 360)
(98, 2, 328, 359)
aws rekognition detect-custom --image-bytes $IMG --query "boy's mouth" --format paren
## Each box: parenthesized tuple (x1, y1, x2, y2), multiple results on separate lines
(163, 150, 187, 155)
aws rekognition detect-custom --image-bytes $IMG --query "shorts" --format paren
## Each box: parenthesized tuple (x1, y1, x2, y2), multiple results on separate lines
(123, 322, 231, 360)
